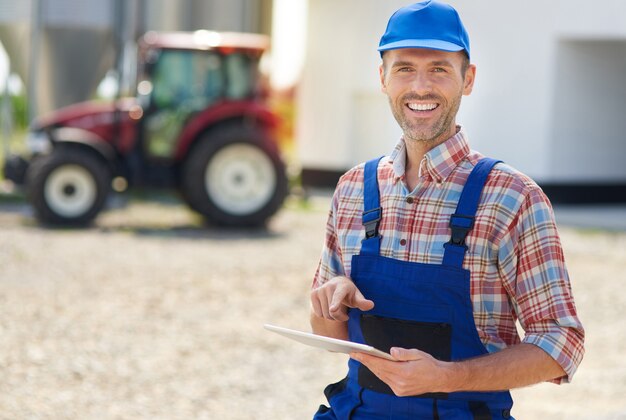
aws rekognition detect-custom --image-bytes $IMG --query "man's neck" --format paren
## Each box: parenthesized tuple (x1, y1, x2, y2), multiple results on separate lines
(404, 140, 431, 192)
(403, 126, 459, 192)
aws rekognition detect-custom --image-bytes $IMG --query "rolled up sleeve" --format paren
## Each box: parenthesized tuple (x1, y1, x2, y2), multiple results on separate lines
(499, 187, 585, 383)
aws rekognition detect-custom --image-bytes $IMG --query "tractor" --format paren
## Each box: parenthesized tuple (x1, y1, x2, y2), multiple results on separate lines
(3, 30, 288, 226)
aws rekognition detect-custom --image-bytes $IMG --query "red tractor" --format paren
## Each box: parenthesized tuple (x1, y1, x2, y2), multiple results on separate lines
(3, 30, 288, 226)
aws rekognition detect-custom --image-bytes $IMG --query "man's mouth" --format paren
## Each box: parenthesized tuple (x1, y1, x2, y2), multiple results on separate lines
(406, 103, 438, 112)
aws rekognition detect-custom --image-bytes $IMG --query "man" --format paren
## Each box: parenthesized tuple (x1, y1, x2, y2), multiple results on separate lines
(310, 1, 585, 419)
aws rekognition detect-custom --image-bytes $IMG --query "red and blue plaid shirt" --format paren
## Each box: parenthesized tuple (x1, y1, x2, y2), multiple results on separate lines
(313, 128, 585, 383)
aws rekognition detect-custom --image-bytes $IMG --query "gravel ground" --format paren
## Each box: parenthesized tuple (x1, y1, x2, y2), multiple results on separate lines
(0, 192, 625, 420)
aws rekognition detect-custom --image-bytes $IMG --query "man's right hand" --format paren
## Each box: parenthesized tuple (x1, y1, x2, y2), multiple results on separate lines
(310, 276, 375, 322)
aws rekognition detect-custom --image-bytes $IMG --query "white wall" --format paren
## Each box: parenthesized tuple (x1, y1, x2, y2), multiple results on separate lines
(297, 0, 402, 171)
(549, 40, 626, 182)
(297, 0, 626, 182)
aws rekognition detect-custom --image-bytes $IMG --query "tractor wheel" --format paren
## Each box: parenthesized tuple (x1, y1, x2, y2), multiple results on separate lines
(25, 148, 111, 225)
(181, 127, 288, 226)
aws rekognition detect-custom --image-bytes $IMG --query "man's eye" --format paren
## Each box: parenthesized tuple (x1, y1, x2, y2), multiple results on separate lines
(433, 67, 447, 73)
(398, 67, 412, 72)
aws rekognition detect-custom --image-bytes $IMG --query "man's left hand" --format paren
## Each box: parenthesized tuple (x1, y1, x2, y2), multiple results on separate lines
(351, 347, 453, 397)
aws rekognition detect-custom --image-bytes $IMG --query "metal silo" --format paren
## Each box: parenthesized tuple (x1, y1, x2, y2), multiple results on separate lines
(0, 0, 117, 121)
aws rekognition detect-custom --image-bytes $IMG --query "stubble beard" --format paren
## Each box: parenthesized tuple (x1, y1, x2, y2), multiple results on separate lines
(389, 92, 463, 147)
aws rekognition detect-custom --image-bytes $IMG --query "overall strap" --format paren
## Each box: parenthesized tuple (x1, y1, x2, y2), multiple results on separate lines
(360, 156, 384, 256)
(442, 158, 502, 268)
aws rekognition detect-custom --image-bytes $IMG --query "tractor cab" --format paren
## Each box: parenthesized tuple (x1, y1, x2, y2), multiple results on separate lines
(136, 31, 268, 162)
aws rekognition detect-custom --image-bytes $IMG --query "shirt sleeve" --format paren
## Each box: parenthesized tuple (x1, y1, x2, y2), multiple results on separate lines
(312, 188, 346, 289)
(498, 186, 585, 383)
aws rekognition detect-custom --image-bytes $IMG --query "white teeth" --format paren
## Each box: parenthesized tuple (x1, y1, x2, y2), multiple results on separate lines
(407, 103, 437, 111)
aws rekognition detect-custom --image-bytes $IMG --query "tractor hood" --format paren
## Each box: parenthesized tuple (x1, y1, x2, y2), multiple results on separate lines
(31, 97, 138, 131)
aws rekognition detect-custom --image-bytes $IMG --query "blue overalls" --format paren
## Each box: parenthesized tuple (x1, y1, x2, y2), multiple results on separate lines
(314, 157, 514, 420)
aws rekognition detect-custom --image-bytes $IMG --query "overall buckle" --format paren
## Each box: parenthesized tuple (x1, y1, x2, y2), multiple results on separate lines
(448, 214, 474, 247)
(362, 207, 382, 239)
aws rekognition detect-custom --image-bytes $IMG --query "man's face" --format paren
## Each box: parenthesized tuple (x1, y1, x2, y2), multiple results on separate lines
(380, 48, 476, 147)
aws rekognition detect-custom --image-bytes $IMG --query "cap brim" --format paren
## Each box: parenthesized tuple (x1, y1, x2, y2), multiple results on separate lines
(378, 39, 464, 53)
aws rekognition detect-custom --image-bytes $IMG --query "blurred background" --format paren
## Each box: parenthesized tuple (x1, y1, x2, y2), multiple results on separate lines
(1, 0, 625, 419)
(2, 0, 625, 202)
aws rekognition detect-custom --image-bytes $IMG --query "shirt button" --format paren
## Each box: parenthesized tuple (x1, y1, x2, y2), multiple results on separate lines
(400, 239, 407, 246)
(406, 196, 414, 204)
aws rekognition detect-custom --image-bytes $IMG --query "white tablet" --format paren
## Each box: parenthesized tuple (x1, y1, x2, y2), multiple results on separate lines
(264, 324, 396, 361)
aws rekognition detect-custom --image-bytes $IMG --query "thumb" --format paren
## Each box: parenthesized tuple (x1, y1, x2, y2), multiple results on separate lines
(390, 347, 424, 361)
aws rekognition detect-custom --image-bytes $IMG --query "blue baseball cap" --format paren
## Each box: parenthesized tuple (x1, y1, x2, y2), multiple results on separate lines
(378, 1, 470, 59)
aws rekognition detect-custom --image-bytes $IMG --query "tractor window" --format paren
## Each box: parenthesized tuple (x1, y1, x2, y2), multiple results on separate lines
(151, 49, 224, 111)
(224, 53, 255, 99)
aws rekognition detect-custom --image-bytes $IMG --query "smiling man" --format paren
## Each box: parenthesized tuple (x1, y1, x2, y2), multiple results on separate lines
(310, 1, 585, 419)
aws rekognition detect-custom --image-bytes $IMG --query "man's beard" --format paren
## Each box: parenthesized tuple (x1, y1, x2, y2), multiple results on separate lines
(389, 92, 462, 146)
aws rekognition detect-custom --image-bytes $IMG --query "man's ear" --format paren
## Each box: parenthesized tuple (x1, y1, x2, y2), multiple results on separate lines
(463, 64, 477, 96)
(379, 64, 387, 93)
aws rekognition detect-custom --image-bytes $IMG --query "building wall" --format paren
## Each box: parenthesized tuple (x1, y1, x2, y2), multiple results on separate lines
(550, 40, 626, 182)
(297, 0, 626, 192)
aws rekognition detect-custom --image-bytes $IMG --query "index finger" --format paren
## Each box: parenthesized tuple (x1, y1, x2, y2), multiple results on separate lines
(328, 281, 352, 313)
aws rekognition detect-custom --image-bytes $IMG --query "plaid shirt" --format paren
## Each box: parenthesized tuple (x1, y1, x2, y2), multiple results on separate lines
(313, 128, 585, 383)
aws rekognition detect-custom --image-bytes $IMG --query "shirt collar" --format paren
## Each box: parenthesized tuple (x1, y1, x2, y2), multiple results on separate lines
(388, 126, 471, 183)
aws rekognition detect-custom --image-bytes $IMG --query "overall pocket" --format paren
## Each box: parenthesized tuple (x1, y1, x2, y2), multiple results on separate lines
(358, 314, 452, 398)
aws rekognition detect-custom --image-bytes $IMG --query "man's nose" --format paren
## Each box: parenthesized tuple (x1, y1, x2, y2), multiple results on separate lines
(410, 71, 433, 94)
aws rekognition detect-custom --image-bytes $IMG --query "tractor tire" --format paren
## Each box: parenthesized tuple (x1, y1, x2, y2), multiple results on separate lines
(25, 148, 111, 226)
(181, 127, 288, 226)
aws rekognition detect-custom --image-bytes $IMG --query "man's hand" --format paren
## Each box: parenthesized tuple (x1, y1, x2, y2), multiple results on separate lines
(351, 348, 452, 397)
(310, 276, 375, 322)
(352, 343, 567, 395)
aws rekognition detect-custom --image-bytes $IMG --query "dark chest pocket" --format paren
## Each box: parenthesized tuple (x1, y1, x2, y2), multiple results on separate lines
(358, 314, 452, 398)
